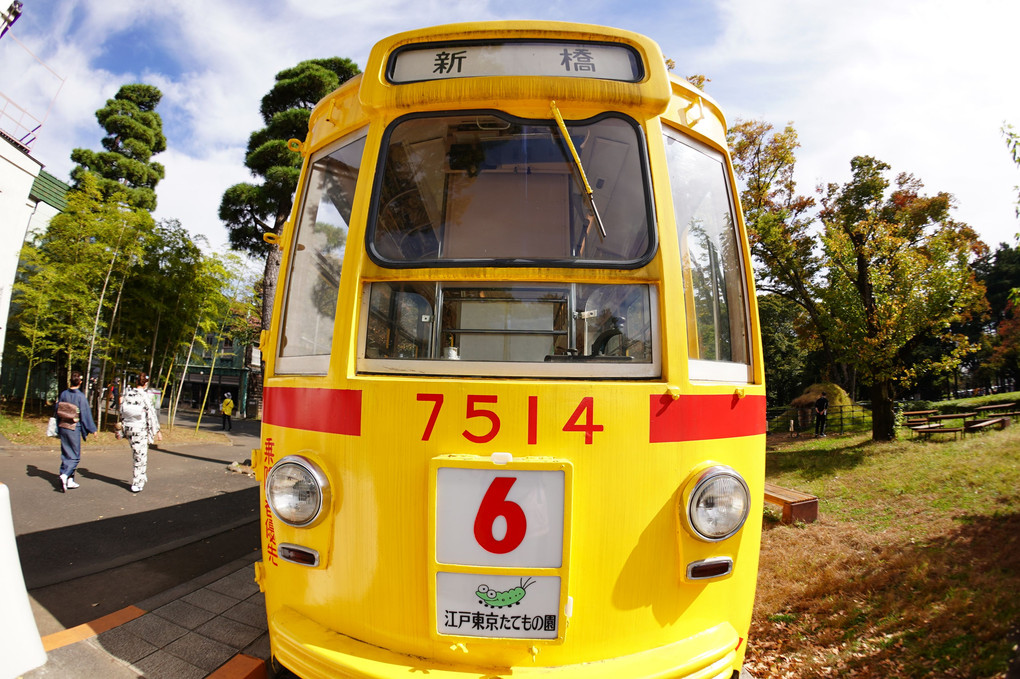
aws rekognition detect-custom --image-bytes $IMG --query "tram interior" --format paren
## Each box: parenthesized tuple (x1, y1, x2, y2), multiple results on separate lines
(372, 114, 649, 265)
(364, 281, 652, 364)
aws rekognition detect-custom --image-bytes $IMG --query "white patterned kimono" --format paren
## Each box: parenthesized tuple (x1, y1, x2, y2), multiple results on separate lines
(121, 386, 160, 491)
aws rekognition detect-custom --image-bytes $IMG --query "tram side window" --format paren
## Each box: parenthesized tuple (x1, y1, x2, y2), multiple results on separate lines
(662, 128, 750, 381)
(277, 133, 366, 374)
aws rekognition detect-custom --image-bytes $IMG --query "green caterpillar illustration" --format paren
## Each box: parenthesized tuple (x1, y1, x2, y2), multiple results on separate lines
(475, 577, 535, 608)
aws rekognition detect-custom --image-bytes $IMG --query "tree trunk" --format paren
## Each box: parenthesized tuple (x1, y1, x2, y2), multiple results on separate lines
(96, 274, 127, 432)
(85, 223, 129, 399)
(196, 335, 224, 432)
(19, 309, 42, 420)
(170, 325, 200, 429)
(262, 240, 282, 332)
(20, 364, 34, 420)
(148, 309, 161, 376)
(871, 379, 896, 441)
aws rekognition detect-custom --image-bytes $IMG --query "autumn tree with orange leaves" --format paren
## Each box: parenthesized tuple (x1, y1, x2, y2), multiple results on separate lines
(817, 156, 986, 439)
(730, 119, 987, 441)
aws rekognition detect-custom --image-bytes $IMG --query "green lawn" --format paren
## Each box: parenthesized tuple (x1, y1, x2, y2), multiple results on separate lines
(749, 426, 1020, 677)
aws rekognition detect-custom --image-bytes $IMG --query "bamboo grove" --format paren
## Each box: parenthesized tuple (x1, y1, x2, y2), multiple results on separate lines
(6, 172, 257, 423)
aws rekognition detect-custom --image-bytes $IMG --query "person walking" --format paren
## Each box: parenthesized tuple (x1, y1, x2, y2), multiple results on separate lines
(814, 392, 829, 437)
(120, 372, 161, 493)
(55, 370, 97, 492)
(106, 378, 119, 417)
(220, 392, 234, 431)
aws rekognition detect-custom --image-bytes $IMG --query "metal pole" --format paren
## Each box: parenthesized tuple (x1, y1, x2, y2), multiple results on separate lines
(0, 1, 23, 41)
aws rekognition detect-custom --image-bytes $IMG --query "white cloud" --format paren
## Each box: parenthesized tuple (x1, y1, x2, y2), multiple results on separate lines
(151, 147, 252, 251)
(697, 0, 1020, 245)
(5, 0, 1020, 255)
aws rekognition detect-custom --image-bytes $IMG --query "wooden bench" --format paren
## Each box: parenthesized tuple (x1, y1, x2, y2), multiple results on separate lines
(909, 424, 964, 439)
(975, 403, 1015, 413)
(974, 404, 1020, 421)
(763, 483, 818, 524)
(925, 412, 977, 423)
(964, 417, 1009, 433)
(910, 412, 976, 440)
(902, 409, 937, 426)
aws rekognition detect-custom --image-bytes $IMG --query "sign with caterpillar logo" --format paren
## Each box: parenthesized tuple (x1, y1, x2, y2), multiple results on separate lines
(437, 573, 562, 639)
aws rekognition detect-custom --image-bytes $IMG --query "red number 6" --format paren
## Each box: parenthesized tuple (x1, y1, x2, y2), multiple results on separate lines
(473, 477, 527, 554)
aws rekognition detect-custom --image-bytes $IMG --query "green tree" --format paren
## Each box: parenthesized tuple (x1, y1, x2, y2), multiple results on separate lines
(190, 254, 259, 429)
(757, 293, 809, 405)
(727, 119, 846, 394)
(8, 246, 60, 418)
(70, 84, 167, 211)
(8, 174, 154, 397)
(818, 156, 986, 440)
(113, 220, 210, 374)
(49, 175, 150, 380)
(975, 243, 1020, 325)
(728, 119, 820, 319)
(219, 57, 360, 331)
(166, 253, 240, 427)
(986, 301, 1020, 387)
(969, 244, 1020, 391)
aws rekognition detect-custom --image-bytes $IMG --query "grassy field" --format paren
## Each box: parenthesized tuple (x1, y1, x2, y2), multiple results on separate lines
(748, 426, 1020, 678)
(0, 407, 226, 446)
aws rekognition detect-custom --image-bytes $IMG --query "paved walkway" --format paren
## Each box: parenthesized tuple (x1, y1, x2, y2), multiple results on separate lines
(1, 410, 272, 678)
(27, 557, 268, 678)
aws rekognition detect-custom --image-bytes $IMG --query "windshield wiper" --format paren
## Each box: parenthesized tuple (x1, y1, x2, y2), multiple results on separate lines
(550, 101, 607, 240)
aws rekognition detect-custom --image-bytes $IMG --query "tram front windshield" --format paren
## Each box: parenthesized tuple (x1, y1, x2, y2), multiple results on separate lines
(368, 112, 653, 267)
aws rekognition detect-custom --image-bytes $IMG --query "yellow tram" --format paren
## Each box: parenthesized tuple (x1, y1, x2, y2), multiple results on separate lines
(253, 20, 765, 679)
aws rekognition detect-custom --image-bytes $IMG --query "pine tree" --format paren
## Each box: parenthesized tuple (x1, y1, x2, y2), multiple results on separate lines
(70, 83, 166, 211)
(219, 57, 360, 331)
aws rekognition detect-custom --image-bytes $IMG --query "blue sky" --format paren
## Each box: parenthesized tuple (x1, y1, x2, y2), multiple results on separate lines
(2, 0, 1019, 251)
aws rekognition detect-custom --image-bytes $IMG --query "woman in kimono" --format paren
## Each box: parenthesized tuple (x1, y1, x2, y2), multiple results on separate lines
(120, 372, 162, 492)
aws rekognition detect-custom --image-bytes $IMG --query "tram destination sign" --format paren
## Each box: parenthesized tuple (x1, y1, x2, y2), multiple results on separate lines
(389, 40, 642, 83)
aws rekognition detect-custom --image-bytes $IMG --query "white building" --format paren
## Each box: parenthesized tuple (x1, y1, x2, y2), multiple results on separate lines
(0, 130, 66, 382)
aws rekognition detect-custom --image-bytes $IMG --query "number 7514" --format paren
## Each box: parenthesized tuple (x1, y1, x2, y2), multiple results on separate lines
(417, 394, 604, 445)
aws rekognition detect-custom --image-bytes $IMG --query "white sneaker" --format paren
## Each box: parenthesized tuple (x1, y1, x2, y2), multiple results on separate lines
(66, 477, 80, 489)
(60, 474, 68, 493)
(131, 485, 142, 493)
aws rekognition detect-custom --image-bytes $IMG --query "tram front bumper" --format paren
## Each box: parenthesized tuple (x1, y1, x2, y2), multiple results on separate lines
(269, 607, 740, 679)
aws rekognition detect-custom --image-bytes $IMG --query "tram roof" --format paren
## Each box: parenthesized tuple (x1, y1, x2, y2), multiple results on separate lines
(302, 21, 730, 151)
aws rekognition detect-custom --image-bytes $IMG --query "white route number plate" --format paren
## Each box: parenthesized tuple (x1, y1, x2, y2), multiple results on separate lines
(435, 467, 565, 639)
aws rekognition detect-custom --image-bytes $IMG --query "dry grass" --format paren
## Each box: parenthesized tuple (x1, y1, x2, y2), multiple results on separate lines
(748, 429, 1020, 677)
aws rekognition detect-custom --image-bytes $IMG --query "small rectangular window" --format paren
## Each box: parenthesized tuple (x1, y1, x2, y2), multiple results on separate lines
(277, 131, 366, 374)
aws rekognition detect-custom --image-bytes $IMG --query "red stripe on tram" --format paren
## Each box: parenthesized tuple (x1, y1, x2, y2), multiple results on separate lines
(649, 393, 766, 443)
(263, 387, 362, 436)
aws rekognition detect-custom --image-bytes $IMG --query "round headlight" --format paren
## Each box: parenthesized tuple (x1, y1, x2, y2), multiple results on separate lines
(686, 466, 750, 541)
(266, 456, 328, 527)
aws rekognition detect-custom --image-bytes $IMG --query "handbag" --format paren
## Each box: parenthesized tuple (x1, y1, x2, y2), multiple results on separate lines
(46, 417, 58, 437)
